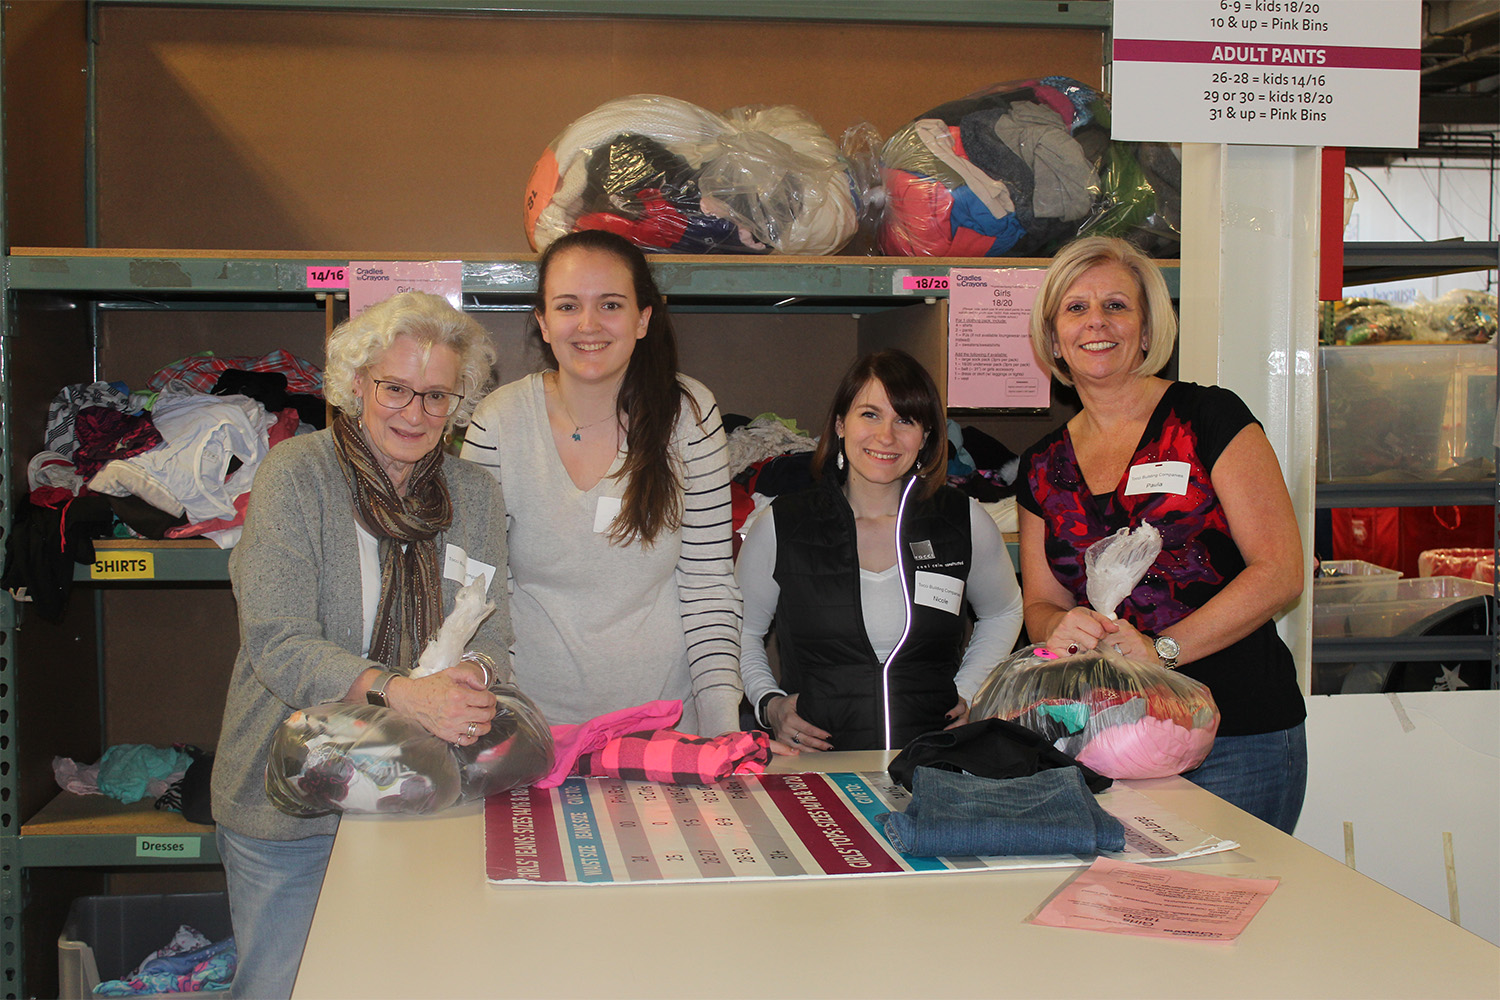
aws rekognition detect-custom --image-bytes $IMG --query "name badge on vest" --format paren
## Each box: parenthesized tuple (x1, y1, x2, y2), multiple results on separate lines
(593, 495, 623, 533)
(1124, 460, 1191, 497)
(914, 571, 964, 615)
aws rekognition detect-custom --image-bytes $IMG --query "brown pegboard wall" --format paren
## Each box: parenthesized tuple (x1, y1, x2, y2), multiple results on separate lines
(92, 6, 1104, 252)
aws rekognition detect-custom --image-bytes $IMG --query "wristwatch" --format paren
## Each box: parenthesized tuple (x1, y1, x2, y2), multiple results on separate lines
(755, 691, 783, 730)
(366, 670, 397, 707)
(1153, 634, 1181, 670)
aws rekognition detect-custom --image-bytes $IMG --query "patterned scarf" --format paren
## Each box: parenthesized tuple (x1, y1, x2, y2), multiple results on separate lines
(332, 413, 452, 673)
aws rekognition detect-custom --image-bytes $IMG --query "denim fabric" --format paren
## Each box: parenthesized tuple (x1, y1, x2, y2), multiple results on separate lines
(1183, 721, 1307, 834)
(216, 826, 334, 1000)
(878, 765, 1125, 858)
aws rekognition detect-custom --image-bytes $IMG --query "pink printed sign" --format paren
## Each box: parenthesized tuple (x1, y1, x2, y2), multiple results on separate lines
(946, 268, 1049, 411)
(347, 261, 463, 317)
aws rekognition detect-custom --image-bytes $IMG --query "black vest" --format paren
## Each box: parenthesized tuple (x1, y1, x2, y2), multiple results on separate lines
(772, 480, 973, 750)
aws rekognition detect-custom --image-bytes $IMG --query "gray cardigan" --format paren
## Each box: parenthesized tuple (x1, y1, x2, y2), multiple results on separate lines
(212, 429, 512, 840)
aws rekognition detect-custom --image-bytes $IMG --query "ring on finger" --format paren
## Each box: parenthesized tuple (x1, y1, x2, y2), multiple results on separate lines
(1067, 642, 1079, 655)
(791, 734, 801, 745)
(466, 721, 478, 738)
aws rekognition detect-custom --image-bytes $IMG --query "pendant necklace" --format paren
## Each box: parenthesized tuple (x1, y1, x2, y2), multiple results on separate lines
(557, 390, 616, 443)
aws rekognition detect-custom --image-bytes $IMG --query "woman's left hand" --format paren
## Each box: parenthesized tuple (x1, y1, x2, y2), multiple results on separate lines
(1096, 619, 1157, 663)
(386, 669, 497, 746)
(943, 698, 970, 730)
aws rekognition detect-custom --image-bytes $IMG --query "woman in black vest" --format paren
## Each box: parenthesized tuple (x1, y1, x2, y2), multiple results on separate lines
(737, 350, 1023, 751)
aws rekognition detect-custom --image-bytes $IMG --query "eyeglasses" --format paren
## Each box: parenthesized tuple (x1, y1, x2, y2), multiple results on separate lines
(370, 378, 465, 418)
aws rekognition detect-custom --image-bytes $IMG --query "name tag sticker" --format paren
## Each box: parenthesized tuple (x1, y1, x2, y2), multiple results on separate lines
(136, 836, 202, 859)
(1124, 461, 1191, 497)
(593, 496, 623, 534)
(914, 571, 965, 615)
(91, 552, 155, 580)
(444, 544, 496, 591)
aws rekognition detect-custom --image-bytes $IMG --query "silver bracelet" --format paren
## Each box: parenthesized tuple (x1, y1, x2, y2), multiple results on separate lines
(459, 650, 495, 687)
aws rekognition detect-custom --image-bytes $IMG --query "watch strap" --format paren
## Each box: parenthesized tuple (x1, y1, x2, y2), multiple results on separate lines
(366, 670, 397, 707)
(755, 691, 783, 730)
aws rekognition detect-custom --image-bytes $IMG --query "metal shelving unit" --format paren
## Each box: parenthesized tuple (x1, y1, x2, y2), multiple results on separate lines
(1313, 243, 1500, 692)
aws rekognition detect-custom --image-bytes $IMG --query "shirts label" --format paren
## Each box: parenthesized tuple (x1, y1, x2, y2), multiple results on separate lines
(91, 552, 155, 580)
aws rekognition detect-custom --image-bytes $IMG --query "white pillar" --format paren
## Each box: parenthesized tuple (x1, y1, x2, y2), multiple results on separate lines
(1178, 142, 1322, 687)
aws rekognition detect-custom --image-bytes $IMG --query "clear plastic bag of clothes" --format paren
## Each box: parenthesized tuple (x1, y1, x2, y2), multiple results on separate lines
(877, 76, 1180, 258)
(1409, 289, 1497, 344)
(524, 94, 863, 255)
(266, 681, 554, 816)
(970, 645, 1219, 779)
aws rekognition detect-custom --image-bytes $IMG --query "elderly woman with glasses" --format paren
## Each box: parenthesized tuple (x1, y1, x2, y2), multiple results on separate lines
(212, 291, 508, 1000)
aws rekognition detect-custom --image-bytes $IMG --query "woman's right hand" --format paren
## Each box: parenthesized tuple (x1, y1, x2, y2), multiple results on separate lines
(766, 693, 833, 752)
(1045, 606, 1120, 656)
(387, 671, 498, 746)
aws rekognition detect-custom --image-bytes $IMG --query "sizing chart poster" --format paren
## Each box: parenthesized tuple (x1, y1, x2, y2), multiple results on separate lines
(485, 771, 1237, 886)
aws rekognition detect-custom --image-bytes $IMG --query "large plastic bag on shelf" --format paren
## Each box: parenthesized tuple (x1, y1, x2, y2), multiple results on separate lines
(524, 94, 863, 255)
(877, 76, 1180, 258)
(266, 684, 554, 816)
(970, 645, 1219, 779)
(1084, 523, 1161, 620)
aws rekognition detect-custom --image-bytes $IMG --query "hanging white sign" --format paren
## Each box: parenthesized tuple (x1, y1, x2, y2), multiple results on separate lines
(1110, 0, 1420, 148)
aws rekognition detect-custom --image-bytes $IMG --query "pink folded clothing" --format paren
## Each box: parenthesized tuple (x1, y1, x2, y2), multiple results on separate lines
(538, 701, 684, 787)
(574, 729, 772, 785)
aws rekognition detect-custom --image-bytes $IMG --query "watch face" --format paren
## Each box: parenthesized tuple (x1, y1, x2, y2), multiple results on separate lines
(1156, 635, 1180, 659)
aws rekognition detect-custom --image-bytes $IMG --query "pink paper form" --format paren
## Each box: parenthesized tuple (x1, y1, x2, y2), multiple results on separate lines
(1031, 856, 1279, 941)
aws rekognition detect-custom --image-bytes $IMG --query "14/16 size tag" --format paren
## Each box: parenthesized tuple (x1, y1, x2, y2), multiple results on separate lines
(1124, 461, 1190, 496)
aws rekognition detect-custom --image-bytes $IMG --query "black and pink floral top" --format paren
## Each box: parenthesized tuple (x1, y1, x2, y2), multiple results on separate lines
(1018, 381, 1305, 737)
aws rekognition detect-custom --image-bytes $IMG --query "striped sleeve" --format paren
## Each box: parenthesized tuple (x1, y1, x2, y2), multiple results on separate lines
(675, 377, 744, 736)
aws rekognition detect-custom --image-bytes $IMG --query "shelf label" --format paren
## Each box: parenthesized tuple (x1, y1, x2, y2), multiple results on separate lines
(90, 552, 155, 581)
(136, 836, 202, 859)
(1111, 0, 1420, 147)
(306, 265, 349, 288)
(899, 274, 950, 292)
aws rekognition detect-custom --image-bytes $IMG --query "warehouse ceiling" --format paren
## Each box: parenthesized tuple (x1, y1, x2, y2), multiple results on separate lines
(1361, 0, 1500, 163)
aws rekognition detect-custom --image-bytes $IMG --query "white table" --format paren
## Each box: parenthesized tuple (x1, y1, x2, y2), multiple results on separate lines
(296, 751, 1499, 999)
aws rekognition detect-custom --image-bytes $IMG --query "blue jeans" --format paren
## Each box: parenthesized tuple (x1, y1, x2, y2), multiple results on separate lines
(217, 826, 335, 1000)
(1183, 721, 1307, 834)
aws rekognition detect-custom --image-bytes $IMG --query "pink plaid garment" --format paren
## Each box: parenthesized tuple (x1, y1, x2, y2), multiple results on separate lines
(573, 729, 772, 785)
(147, 349, 323, 395)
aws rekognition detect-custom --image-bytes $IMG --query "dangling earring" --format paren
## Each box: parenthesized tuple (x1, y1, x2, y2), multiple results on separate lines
(914, 459, 923, 472)
(836, 438, 845, 471)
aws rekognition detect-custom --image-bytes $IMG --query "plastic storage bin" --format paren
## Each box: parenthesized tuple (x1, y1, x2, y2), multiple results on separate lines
(1318, 343, 1497, 482)
(58, 892, 232, 1000)
(1312, 575, 1492, 638)
(1313, 559, 1402, 604)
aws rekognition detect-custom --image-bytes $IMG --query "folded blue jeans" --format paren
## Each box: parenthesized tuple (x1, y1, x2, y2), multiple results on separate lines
(878, 765, 1125, 857)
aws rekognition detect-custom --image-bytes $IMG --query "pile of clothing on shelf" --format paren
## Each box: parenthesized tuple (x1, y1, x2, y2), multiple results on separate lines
(1328, 289, 1497, 344)
(0, 350, 323, 620)
(878, 76, 1181, 258)
(524, 94, 871, 255)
